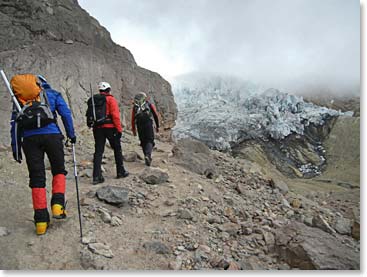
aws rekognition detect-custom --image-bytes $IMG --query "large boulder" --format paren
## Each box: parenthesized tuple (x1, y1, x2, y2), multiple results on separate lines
(139, 167, 169, 184)
(0, 0, 176, 145)
(275, 222, 359, 269)
(171, 138, 216, 178)
(96, 186, 129, 206)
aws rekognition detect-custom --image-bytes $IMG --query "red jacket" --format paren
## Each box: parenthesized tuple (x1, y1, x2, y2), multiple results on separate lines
(95, 92, 123, 133)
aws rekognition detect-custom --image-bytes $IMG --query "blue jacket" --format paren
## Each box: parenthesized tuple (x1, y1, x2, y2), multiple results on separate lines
(10, 82, 75, 146)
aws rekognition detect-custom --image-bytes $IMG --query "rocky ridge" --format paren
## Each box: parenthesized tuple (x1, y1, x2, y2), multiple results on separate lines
(0, 0, 177, 145)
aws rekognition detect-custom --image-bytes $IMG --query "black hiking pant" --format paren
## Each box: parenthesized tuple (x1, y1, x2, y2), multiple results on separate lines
(93, 127, 127, 179)
(22, 134, 67, 187)
(137, 119, 155, 158)
(22, 134, 67, 222)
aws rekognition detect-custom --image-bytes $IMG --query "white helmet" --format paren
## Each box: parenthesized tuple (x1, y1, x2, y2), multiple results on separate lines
(98, 81, 111, 91)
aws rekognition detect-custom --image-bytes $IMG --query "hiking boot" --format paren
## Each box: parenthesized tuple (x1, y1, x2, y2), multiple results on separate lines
(35, 222, 49, 235)
(144, 156, 152, 166)
(92, 175, 105, 185)
(52, 204, 67, 219)
(117, 171, 129, 178)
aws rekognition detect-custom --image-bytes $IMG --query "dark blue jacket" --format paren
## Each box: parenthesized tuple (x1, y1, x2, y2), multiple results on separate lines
(10, 82, 75, 147)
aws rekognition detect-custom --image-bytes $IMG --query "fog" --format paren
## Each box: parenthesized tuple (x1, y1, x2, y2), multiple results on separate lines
(79, 0, 360, 96)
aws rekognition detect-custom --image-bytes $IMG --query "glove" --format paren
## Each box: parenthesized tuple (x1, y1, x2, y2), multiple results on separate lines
(116, 132, 122, 139)
(70, 137, 77, 144)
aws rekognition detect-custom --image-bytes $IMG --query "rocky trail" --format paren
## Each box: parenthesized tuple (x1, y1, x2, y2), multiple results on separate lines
(0, 126, 360, 270)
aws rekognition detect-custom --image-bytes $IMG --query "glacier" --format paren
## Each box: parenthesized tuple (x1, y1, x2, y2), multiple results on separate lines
(172, 74, 350, 151)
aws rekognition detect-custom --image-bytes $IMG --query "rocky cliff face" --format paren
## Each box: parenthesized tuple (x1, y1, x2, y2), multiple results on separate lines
(0, 0, 177, 145)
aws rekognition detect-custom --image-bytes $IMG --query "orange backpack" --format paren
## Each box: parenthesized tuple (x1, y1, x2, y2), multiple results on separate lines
(10, 74, 55, 129)
(10, 74, 41, 105)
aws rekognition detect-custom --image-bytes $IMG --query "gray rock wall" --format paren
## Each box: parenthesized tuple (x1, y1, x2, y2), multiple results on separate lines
(0, 0, 177, 145)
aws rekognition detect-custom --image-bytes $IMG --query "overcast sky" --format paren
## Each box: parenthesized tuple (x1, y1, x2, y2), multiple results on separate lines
(78, 0, 360, 94)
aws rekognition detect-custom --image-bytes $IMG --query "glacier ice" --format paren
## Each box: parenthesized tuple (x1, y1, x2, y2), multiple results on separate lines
(172, 75, 349, 151)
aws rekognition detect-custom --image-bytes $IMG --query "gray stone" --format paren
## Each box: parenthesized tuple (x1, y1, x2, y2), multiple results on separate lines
(271, 178, 289, 195)
(143, 241, 171, 254)
(139, 167, 169, 184)
(263, 231, 275, 251)
(171, 139, 216, 177)
(312, 214, 336, 234)
(88, 243, 114, 258)
(239, 256, 264, 270)
(219, 222, 241, 236)
(177, 209, 194, 220)
(80, 248, 104, 270)
(352, 207, 360, 240)
(123, 151, 138, 162)
(96, 186, 129, 206)
(334, 216, 352, 235)
(111, 216, 123, 226)
(0, 227, 10, 237)
(275, 222, 359, 269)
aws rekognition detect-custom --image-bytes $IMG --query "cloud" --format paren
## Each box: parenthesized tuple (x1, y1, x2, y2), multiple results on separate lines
(79, 0, 360, 95)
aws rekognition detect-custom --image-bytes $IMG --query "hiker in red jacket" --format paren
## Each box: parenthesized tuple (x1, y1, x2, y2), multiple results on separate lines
(91, 82, 129, 184)
(131, 92, 159, 166)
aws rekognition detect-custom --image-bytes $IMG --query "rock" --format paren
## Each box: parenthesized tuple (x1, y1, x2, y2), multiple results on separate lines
(239, 256, 264, 270)
(263, 231, 275, 251)
(177, 209, 194, 220)
(0, 227, 10, 237)
(171, 139, 216, 177)
(334, 216, 352, 235)
(352, 207, 360, 240)
(88, 243, 114, 258)
(270, 178, 289, 195)
(65, 39, 74, 44)
(164, 200, 175, 206)
(290, 199, 302, 209)
(219, 222, 241, 236)
(80, 248, 104, 270)
(207, 216, 221, 224)
(81, 232, 97, 245)
(123, 151, 138, 162)
(96, 186, 129, 206)
(275, 222, 359, 269)
(303, 216, 313, 227)
(143, 241, 171, 254)
(168, 256, 183, 270)
(139, 167, 169, 184)
(111, 216, 123, 226)
(227, 261, 241, 270)
(80, 169, 93, 178)
(312, 214, 335, 234)
(98, 208, 112, 223)
(210, 257, 229, 269)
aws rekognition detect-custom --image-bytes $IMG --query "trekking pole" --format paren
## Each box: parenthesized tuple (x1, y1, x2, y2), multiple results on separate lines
(71, 141, 83, 241)
(90, 83, 96, 122)
(0, 69, 21, 112)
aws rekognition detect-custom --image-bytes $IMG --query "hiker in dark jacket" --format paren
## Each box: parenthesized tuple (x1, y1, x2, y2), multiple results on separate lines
(10, 74, 76, 235)
(131, 92, 159, 166)
(91, 81, 129, 185)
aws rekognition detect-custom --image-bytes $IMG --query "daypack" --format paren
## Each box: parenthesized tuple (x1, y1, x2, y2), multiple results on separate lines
(10, 74, 55, 130)
(134, 95, 152, 124)
(86, 94, 113, 127)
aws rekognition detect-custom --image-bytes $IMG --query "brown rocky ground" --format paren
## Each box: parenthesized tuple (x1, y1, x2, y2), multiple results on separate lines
(0, 118, 360, 270)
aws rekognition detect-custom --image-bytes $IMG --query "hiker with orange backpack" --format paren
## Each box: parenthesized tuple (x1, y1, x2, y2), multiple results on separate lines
(8, 74, 76, 235)
(131, 92, 159, 166)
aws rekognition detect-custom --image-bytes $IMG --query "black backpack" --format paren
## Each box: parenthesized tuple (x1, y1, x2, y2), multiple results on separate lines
(16, 90, 56, 130)
(134, 98, 152, 124)
(86, 94, 112, 127)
